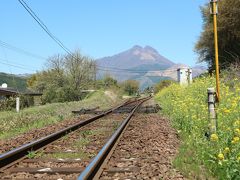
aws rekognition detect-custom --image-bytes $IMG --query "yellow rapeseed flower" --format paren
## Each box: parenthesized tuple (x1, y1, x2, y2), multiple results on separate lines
(237, 156, 240, 161)
(223, 109, 230, 113)
(223, 147, 230, 154)
(234, 128, 240, 136)
(233, 137, 239, 141)
(234, 120, 240, 127)
(232, 137, 240, 144)
(210, 134, 219, 142)
(218, 153, 224, 160)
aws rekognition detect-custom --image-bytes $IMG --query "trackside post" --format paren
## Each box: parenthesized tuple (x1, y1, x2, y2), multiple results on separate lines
(16, 97, 20, 113)
(208, 88, 217, 134)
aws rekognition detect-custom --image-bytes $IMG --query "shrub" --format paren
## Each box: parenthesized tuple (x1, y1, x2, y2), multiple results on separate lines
(0, 95, 34, 111)
(122, 80, 139, 95)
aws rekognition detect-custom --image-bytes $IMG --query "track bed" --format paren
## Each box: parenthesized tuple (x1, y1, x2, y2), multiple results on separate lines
(99, 113, 184, 179)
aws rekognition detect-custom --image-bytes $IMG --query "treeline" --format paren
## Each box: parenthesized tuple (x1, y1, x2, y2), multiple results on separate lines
(27, 50, 140, 104)
(195, 0, 240, 70)
(95, 76, 140, 97)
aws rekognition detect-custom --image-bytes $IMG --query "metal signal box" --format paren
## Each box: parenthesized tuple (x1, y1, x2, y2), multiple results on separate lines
(177, 68, 192, 86)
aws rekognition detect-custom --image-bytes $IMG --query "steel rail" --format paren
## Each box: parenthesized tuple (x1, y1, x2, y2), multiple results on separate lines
(0, 97, 142, 170)
(78, 96, 150, 180)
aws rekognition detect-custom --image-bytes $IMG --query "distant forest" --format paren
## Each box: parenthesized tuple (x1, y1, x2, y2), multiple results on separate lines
(0, 72, 27, 91)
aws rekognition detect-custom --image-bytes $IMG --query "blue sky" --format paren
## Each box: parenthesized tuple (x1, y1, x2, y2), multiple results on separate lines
(0, 0, 207, 74)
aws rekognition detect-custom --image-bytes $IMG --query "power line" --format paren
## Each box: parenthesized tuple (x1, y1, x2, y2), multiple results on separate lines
(97, 65, 171, 72)
(0, 40, 46, 60)
(97, 68, 177, 77)
(0, 46, 21, 92)
(18, 0, 73, 56)
(18, 0, 178, 75)
(0, 38, 179, 73)
(97, 67, 178, 74)
(0, 58, 37, 72)
(0, 57, 38, 70)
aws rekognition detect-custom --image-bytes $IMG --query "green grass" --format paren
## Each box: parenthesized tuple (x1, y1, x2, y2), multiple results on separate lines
(49, 123, 119, 159)
(45, 152, 92, 159)
(0, 90, 121, 140)
(155, 75, 240, 179)
(73, 130, 95, 149)
(46, 130, 99, 159)
(27, 150, 44, 159)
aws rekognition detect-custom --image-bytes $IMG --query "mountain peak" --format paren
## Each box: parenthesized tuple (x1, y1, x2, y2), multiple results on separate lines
(144, 45, 158, 53)
(97, 45, 176, 89)
(129, 45, 163, 61)
(97, 45, 175, 69)
(131, 45, 143, 50)
(130, 45, 159, 55)
(96, 45, 206, 90)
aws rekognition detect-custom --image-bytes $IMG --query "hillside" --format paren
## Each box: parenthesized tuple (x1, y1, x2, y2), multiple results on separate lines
(97, 45, 175, 89)
(145, 64, 207, 80)
(97, 45, 174, 70)
(97, 45, 206, 89)
(0, 72, 27, 90)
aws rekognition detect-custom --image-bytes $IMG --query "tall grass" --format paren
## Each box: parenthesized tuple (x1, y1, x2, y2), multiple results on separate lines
(155, 74, 240, 179)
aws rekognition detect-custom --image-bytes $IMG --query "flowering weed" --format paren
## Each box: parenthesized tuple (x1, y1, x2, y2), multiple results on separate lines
(155, 75, 240, 179)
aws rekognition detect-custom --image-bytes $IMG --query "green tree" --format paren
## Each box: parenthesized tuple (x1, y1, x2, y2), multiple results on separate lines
(195, 0, 240, 70)
(102, 75, 118, 88)
(123, 80, 139, 95)
(27, 51, 96, 103)
(65, 51, 96, 90)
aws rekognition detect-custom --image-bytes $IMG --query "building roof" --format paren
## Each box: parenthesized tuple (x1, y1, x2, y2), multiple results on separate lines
(0, 88, 18, 96)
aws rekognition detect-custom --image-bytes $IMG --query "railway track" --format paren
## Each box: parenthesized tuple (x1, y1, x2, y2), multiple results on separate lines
(0, 97, 150, 179)
(79, 98, 183, 180)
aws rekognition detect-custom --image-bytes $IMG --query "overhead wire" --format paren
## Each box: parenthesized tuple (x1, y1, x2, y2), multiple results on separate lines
(96, 68, 177, 77)
(0, 40, 40, 72)
(97, 67, 178, 78)
(0, 39, 179, 74)
(97, 67, 178, 73)
(17, 0, 179, 76)
(0, 58, 36, 72)
(0, 38, 179, 73)
(0, 40, 46, 60)
(18, 0, 74, 57)
(0, 57, 38, 70)
(0, 46, 20, 92)
(97, 65, 171, 72)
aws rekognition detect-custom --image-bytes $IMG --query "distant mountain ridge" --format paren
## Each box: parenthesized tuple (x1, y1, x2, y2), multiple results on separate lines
(97, 45, 207, 90)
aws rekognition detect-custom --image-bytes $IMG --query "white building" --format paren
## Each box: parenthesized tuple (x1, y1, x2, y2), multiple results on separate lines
(177, 68, 192, 85)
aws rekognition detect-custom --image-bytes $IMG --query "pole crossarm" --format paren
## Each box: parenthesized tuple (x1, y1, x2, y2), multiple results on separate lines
(210, 0, 218, 15)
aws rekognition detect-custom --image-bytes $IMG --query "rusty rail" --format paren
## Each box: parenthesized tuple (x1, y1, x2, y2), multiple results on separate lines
(0, 97, 142, 170)
(78, 96, 150, 179)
